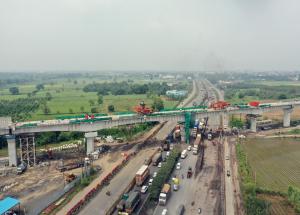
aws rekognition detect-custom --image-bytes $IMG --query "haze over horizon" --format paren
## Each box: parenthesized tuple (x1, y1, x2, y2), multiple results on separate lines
(1, 0, 300, 72)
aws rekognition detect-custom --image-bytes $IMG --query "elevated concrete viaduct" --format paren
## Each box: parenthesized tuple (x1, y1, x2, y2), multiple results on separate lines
(1, 101, 299, 166)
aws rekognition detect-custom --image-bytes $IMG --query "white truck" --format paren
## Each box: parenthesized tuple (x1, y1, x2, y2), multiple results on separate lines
(193, 134, 201, 155)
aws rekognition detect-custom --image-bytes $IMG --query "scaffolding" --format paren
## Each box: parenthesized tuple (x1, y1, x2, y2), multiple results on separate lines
(19, 135, 36, 166)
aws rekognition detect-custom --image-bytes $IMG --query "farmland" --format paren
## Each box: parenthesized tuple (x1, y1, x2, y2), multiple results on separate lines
(0, 75, 183, 121)
(241, 137, 300, 193)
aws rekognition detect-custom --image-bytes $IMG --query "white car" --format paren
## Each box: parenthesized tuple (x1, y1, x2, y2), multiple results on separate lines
(158, 162, 162, 168)
(141, 185, 148, 193)
(149, 178, 154, 186)
(153, 172, 158, 178)
(176, 162, 181, 170)
(170, 145, 174, 150)
(187, 145, 192, 151)
(162, 208, 168, 215)
(166, 151, 170, 157)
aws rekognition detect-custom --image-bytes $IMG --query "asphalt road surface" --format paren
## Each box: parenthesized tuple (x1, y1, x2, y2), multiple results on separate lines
(153, 140, 221, 215)
(224, 137, 235, 215)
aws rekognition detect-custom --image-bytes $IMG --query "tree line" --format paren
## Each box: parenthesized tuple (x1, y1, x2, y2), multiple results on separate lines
(0, 98, 42, 121)
(83, 81, 171, 96)
(225, 83, 300, 101)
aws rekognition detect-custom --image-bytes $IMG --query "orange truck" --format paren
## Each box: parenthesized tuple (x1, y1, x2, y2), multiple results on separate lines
(135, 165, 150, 186)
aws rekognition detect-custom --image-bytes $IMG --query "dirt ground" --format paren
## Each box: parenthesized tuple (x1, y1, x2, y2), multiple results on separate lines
(262, 107, 300, 121)
(0, 160, 63, 204)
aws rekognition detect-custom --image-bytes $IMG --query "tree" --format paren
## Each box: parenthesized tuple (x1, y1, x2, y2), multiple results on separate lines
(91, 107, 100, 113)
(69, 108, 74, 114)
(98, 95, 103, 105)
(36, 84, 45, 91)
(278, 94, 287, 100)
(45, 92, 52, 101)
(89, 99, 95, 106)
(43, 105, 51, 115)
(9, 87, 19, 95)
(152, 97, 164, 111)
(80, 106, 85, 112)
(73, 80, 78, 85)
(108, 104, 115, 112)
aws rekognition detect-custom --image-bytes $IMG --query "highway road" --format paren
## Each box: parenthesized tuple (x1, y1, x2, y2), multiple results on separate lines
(153, 140, 222, 215)
(152, 79, 225, 215)
(70, 80, 200, 214)
(224, 137, 235, 215)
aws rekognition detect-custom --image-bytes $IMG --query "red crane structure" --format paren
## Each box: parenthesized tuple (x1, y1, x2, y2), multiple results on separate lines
(209, 101, 230, 110)
(133, 101, 153, 115)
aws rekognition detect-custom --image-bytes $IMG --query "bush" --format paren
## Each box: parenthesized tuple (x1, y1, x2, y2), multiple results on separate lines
(149, 148, 180, 201)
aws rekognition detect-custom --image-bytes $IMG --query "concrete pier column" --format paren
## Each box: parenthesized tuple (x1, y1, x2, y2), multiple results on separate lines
(6, 135, 17, 166)
(85, 132, 97, 155)
(249, 116, 257, 132)
(283, 108, 293, 127)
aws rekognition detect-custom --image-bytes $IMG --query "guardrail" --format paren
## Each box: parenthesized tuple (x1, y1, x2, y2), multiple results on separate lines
(65, 152, 135, 215)
(105, 148, 159, 215)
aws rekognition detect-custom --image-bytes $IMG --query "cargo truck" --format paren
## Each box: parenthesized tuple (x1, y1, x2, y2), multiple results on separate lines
(152, 152, 162, 166)
(159, 184, 171, 205)
(193, 134, 201, 155)
(163, 140, 170, 151)
(125, 191, 140, 214)
(135, 165, 150, 186)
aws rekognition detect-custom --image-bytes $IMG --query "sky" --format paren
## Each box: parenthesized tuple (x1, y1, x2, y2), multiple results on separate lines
(0, 0, 300, 72)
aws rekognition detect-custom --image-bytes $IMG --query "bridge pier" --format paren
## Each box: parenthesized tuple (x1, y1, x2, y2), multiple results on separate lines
(85, 132, 97, 155)
(248, 115, 257, 132)
(6, 135, 17, 166)
(283, 108, 293, 127)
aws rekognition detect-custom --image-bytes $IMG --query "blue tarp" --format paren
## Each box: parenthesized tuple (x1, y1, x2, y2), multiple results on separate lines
(0, 197, 20, 214)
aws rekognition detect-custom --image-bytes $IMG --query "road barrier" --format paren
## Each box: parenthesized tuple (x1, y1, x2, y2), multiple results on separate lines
(65, 152, 135, 215)
(105, 148, 159, 215)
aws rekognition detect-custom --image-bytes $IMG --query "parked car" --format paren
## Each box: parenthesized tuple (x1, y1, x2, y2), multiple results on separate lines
(170, 145, 174, 150)
(227, 170, 231, 177)
(176, 162, 181, 170)
(162, 208, 168, 215)
(158, 162, 162, 168)
(153, 172, 158, 178)
(141, 185, 149, 193)
(149, 178, 154, 186)
(187, 145, 192, 151)
(225, 156, 229, 160)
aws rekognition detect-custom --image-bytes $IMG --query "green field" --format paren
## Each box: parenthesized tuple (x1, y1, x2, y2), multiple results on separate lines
(0, 79, 179, 121)
(242, 137, 300, 192)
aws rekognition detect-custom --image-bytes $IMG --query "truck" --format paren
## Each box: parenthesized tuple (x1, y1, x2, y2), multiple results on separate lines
(163, 140, 170, 151)
(125, 191, 140, 214)
(16, 162, 27, 174)
(135, 165, 150, 186)
(56, 161, 84, 172)
(152, 152, 162, 166)
(159, 184, 171, 205)
(207, 132, 212, 140)
(193, 134, 201, 155)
